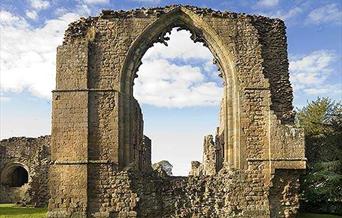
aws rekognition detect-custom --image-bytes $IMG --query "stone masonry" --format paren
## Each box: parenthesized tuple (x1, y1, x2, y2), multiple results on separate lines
(48, 5, 306, 218)
(0, 136, 50, 207)
(189, 134, 222, 176)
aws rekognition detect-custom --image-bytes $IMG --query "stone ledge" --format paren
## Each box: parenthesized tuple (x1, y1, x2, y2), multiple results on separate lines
(52, 89, 119, 93)
(247, 158, 307, 161)
(53, 160, 114, 165)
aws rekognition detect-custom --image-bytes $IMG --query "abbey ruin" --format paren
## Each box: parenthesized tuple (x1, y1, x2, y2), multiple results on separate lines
(0, 136, 50, 206)
(0, 5, 306, 218)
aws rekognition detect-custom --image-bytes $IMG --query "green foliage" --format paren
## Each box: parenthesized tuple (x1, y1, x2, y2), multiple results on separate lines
(297, 97, 342, 163)
(301, 161, 342, 202)
(297, 97, 340, 136)
(297, 97, 342, 211)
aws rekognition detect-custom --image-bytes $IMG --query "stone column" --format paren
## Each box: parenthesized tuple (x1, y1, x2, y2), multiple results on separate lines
(48, 42, 89, 217)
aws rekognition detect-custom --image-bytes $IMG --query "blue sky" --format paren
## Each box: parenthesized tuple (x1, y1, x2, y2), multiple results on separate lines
(1, 0, 341, 175)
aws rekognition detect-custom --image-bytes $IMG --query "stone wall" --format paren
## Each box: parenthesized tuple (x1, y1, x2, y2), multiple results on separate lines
(0, 136, 50, 207)
(72, 167, 301, 218)
(269, 170, 301, 218)
(189, 134, 224, 176)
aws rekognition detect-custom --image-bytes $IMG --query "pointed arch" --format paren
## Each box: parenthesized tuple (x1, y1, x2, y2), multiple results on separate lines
(119, 6, 244, 169)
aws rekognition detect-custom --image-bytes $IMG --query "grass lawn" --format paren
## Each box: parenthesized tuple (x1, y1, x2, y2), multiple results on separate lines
(0, 204, 47, 218)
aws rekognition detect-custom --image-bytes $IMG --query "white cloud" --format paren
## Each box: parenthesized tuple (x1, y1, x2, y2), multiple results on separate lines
(144, 29, 212, 61)
(0, 10, 22, 25)
(307, 4, 342, 25)
(54, 4, 91, 17)
(75, 4, 91, 16)
(29, 0, 50, 10)
(0, 11, 83, 99)
(83, 0, 109, 4)
(258, 7, 302, 21)
(134, 29, 222, 108)
(134, 59, 222, 108)
(26, 10, 38, 20)
(256, 0, 279, 8)
(290, 50, 340, 95)
(304, 84, 342, 95)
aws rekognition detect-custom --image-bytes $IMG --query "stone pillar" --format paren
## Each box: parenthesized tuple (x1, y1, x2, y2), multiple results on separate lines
(48, 42, 89, 217)
(202, 135, 219, 176)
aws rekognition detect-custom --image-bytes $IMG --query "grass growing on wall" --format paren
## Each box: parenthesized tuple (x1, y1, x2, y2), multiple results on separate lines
(0, 204, 47, 218)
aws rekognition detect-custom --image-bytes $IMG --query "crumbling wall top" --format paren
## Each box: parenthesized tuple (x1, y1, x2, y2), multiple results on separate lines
(62, 5, 285, 45)
(0, 135, 50, 144)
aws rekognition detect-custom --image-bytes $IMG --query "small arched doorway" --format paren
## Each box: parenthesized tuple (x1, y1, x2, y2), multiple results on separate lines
(1, 163, 29, 187)
(10, 166, 29, 187)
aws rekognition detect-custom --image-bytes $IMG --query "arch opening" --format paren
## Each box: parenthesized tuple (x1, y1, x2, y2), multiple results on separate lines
(119, 8, 243, 171)
(1, 164, 29, 187)
(133, 27, 224, 176)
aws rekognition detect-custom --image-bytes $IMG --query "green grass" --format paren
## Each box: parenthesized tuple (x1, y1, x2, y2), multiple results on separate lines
(0, 204, 47, 218)
(297, 213, 342, 218)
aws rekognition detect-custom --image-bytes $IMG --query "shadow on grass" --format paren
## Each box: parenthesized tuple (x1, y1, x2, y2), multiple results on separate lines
(0, 204, 47, 217)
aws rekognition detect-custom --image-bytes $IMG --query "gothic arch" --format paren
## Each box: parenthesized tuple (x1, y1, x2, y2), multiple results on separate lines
(119, 7, 242, 169)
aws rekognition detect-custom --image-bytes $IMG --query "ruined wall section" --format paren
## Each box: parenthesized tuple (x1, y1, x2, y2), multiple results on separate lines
(94, 169, 271, 218)
(86, 13, 161, 170)
(200, 13, 273, 167)
(202, 13, 304, 169)
(49, 42, 90, 217)
(204, 13, 294, 124)
(72, 168, 271, 217)
(50, 13, 156, 216)
(87, 165, 136, 217)
(0, 136, 50, 206)
(252, 18, 294, 124)
(202, 135, 219, 175)
(269, 115, 306, 170)
(141, 136, 152, 172)
(65, 13, 158, 166)
(269, 170, 301, 218)
(231, 17, 271, 164)
(189, 134, 224, 176)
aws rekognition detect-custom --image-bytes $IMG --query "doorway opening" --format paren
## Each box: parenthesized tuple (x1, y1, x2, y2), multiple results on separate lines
(1, 164, 29, 187)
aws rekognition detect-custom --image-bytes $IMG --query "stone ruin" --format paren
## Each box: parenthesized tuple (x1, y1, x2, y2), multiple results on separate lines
(189, 134, 222, 177)
(0, 136, 50, 207)
(1, 4, 307, 218)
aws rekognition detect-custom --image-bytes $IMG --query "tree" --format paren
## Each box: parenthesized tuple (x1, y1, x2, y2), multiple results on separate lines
(297, 97, 342, 214)
(297, 97, 342, 163)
